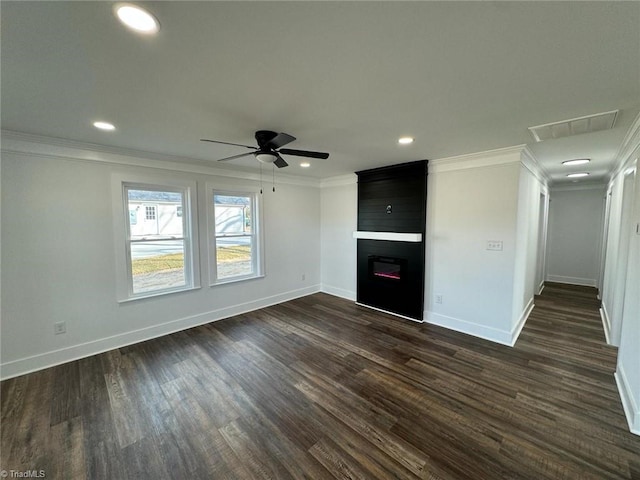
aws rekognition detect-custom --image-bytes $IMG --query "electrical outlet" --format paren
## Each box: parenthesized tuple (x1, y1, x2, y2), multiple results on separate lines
(487, 240, 503, 251)
(54, 321, 66, 335)
(435, 294, 443, 304)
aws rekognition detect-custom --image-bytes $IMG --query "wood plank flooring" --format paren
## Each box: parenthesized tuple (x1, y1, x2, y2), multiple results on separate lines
(2, 282, 639, 479)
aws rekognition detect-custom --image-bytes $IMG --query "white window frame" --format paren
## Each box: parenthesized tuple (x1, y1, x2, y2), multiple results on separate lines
(207, 186, 264, 285)
(112, 174, 200, 302)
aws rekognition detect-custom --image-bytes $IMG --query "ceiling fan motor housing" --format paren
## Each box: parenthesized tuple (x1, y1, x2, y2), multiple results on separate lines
(255, 130, 279, 149)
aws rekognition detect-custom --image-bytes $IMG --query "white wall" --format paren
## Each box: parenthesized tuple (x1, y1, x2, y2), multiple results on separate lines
(1, 143, 321, 379)
(600, 112, 640, 435)
(615, 159, 640, 434)
(511, 160, 547, 335)
(600, 165, 635, 346)
(546, 185, 606, 287)
(320, 178, 357, 300)
(425, 149, 526, 345)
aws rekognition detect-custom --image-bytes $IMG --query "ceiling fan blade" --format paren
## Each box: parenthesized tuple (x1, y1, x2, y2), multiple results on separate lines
(274, 154, 289, 168)
(266, 132, 296, 149)
(201, 138, 257, 150)
(216, 152, 256, 162)
(278, 148, 329, 159)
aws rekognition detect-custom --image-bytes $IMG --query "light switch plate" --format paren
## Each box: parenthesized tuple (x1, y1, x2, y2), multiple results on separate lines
(487, 240, 503, 251)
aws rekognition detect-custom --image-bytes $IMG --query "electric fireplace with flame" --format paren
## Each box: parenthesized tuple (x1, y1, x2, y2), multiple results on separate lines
(369, 256, 405, 281)
(356, 239, 424, 321)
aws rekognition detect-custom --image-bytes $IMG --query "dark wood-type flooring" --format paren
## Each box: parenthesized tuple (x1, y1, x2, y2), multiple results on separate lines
(2, 283, 639, 479)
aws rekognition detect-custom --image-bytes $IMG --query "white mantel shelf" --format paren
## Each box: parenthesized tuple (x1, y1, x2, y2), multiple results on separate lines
(352, 231, 423, 242)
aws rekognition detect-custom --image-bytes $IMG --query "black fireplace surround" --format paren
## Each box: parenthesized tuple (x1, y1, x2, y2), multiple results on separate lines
(355, 160, 428, 321)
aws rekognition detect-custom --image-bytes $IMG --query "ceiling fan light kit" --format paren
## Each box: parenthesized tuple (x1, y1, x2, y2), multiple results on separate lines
(255, 152, 278, 164)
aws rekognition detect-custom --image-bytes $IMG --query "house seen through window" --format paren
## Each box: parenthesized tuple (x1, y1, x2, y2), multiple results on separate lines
(211, 192, 261, 282)
(125, 186, 193, 296)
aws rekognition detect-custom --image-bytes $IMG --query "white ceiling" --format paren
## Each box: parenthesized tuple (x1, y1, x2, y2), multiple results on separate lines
(2, 1, 639, 184)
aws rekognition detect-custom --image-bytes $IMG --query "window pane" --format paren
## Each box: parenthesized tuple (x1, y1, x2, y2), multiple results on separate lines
(214, 194, 251, 235)
(145, 205, 156, 220)
(130, 240, 186, 293)
(128, 189, 184, 239)
(216, 237, 253, 279)
(126, 188, 188, 295)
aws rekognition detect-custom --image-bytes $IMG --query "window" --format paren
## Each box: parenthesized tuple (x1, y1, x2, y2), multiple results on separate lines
(145, 205, 157, 220)
(209, 189, 263, 284)
(113, 176, 199, 301)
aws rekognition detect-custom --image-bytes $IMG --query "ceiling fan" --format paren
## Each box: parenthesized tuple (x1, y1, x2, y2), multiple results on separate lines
(201, 130, 329, 168)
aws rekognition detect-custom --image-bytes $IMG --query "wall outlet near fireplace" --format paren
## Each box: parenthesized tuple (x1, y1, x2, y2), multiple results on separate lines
(435, 294, 443, 304)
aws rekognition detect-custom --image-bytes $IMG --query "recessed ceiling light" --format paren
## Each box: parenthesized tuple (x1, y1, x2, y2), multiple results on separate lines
(567, 172, 590, 178)
(300, 162, 311, 168)
(398, 137, 414, 145)
(115, 4, 160, 34)
(93, 121, 116, 131)
(562, 159, 590, 166)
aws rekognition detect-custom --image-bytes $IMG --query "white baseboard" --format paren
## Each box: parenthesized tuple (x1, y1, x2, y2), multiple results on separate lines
(424, 311, 513, 346)
(537, 281, 545, 295)
(600, 302, 611, 345)
(0, 285, 321, 380)
(546, 275, 597, 287)
(424, 299, 534, 347)
(511, 297, 535, 347)
(615, 366, 640, 436)
(320, 284, 356, 301)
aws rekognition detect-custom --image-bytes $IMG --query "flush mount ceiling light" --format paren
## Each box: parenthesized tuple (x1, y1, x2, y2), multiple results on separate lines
(115, 4, 160, 34)
(398, 137, 414, 145)
(93, 121, 116, 131)
(562, 158, 591, 166)
(528, 110, 618, 142)
(567, 172, 590, 178)
(300, 162, 311, 168)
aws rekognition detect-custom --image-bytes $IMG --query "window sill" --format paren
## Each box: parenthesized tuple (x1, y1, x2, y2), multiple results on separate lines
(118, 285, 201, 304)
(210, 274, 265, 287)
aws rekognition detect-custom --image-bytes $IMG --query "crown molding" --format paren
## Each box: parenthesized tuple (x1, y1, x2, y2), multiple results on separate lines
(320, 173, 357, 188)
(0, 130, 321, 188)
(430, 144, 526, 173)
(609, 110, 640, 181)
(520, 146, 550, 186)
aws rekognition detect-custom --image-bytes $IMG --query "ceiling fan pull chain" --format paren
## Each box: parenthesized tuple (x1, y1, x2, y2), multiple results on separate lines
(260, 163, 263, 194)
(272, 164, 276, 192)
